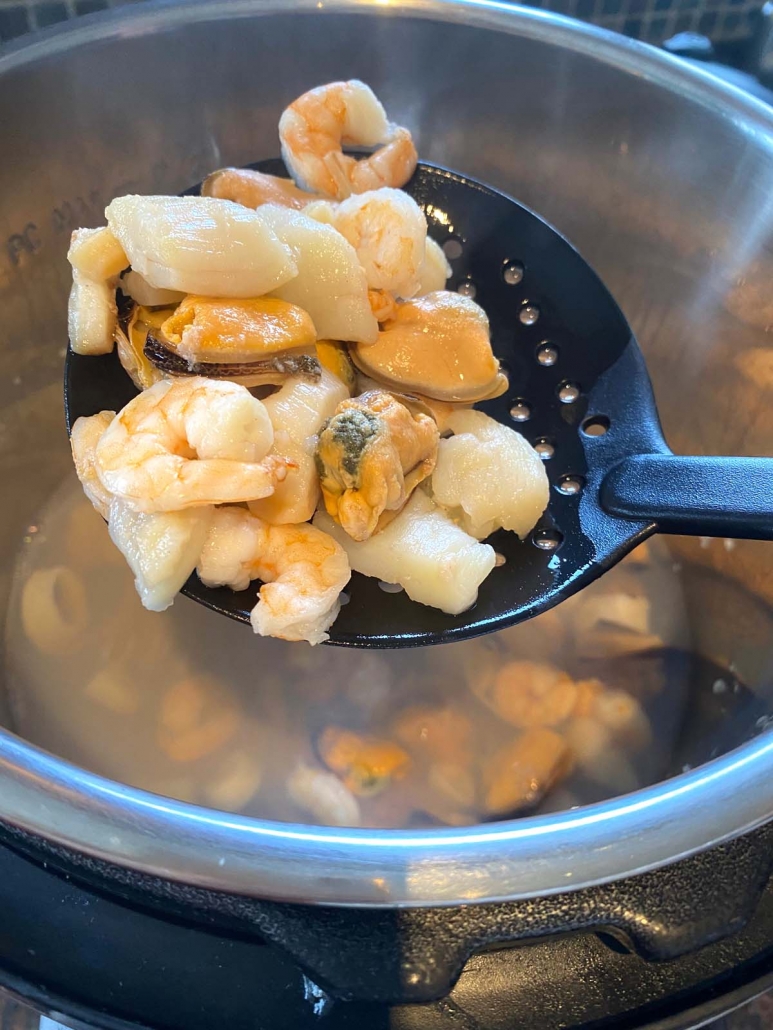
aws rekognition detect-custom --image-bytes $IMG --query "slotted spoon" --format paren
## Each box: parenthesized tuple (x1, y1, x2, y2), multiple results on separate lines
(64, 159, 773, 647)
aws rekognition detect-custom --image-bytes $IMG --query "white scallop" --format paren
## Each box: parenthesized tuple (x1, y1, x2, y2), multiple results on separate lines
(105, 195, 298, 298)
(259, 204, 379, 344)
(314, 490, 495, 615)
(431, 410, 549, 540)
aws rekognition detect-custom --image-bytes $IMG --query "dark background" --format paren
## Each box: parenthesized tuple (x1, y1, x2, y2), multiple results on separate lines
(0, 0, 762, 56)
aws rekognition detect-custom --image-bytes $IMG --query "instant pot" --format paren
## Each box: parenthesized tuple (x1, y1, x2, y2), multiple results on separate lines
(1, 1, 773, 1026)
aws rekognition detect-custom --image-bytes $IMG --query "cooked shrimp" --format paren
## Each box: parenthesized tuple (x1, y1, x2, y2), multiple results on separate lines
(94, 378, 290, 513)
(279, 80, 417, 200)
(307, 188, 427, 296)
(71, 409, 215, 610)
(197, 506, 351, 644)
(368, 289, 398, 323)
(202, 167, 315, 210)
(476, 660, 578, 728)
(70, 410, 116, 518)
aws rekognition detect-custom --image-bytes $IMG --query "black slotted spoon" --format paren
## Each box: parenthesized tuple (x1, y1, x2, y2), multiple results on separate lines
(64, 159, 773, 648)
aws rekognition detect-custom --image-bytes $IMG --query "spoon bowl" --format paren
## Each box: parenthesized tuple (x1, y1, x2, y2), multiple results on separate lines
(64, 161, 773, 647)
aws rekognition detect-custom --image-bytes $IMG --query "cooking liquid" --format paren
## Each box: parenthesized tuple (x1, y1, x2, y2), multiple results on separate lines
(4, 476, 695, 828)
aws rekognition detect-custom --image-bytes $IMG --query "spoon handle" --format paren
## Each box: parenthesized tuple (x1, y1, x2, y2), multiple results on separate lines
(600, 453, 773, 539)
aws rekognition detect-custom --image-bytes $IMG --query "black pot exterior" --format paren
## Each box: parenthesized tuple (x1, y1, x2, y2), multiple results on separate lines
(3, 820, 773, 1028)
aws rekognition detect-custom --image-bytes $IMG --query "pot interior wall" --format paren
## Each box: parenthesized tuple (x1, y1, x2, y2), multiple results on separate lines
(0, 5, 772, 824)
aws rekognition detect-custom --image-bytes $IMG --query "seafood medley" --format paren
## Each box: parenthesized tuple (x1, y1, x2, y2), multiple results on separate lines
(67, 80, 548, 644)
(8, 478, 694, 827)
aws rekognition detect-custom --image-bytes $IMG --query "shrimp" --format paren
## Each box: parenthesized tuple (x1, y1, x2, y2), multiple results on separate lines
(202, 167, 316, 211)
(369, 289, 398, 323)
(197, 506, 351, 644)
(279, 80, 417, 200)
(70, 410, 214, 611)
(307, 188, 427, 297)
(94, 378, 290, 513)
(476, 660, 578, 729)
(70, 410, 117, 518)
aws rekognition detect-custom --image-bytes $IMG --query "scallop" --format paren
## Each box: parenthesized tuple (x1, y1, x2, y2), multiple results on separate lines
(68, 226, 127, 280)
(351, 292, 507, 401)
(314, 489, 496, 614)
(68, 270, 117, 356)
(105, 195, 298, 298)
(21, 566, 89, 656)
(249, 368, 350, 525)
(107, 500, 214, 612)
(431, 410, 549, 540)
(258, 204, 379, 344)
(120, 270, 184, 308)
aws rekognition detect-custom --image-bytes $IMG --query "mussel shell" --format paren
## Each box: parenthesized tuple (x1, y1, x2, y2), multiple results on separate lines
(144, 332, 321, 382)
(350, 347, 508, 403)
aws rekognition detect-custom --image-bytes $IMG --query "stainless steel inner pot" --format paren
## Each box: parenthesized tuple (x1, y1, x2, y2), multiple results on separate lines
(0, 0, 772, 907)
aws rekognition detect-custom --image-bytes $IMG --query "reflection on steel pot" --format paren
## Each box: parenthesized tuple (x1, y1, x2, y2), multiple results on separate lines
(1, 1, 773, 1026)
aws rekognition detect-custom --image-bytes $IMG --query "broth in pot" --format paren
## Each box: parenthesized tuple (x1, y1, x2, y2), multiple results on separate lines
(5, 475, 695, 828)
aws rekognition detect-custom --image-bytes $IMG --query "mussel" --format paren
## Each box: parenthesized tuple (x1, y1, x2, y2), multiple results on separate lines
(140, 295, 322, 389)
(351, 291, 508, 403)
(315, 389, 439, 541)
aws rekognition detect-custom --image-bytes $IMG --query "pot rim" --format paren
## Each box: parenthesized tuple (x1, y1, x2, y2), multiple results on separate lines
(2, 0, 773, 907)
